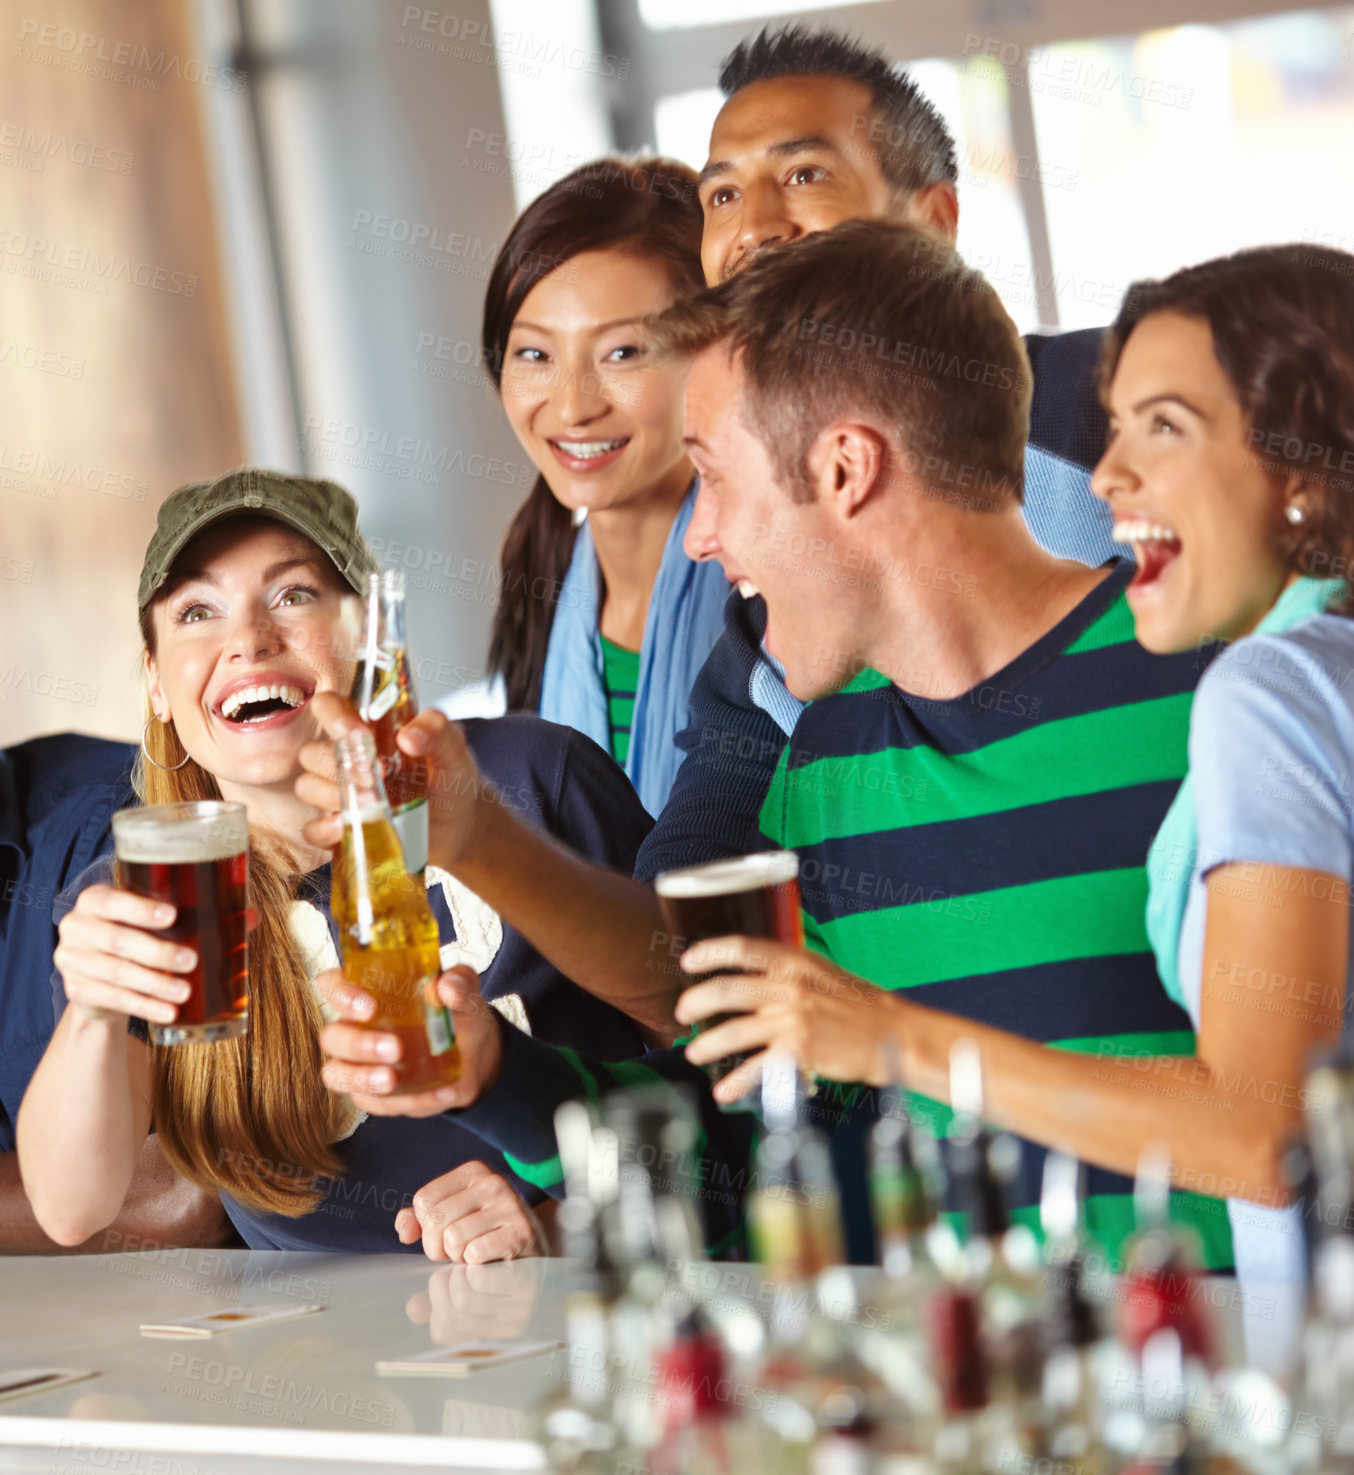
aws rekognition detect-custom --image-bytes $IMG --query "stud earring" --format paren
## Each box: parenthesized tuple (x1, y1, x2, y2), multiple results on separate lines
(1286, 503, 1306, 526)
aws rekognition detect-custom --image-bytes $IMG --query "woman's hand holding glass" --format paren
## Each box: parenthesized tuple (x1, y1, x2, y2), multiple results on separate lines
(54, 884, 196, 1027)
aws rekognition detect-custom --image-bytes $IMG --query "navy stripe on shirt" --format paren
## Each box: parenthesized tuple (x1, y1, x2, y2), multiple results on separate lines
(798, 781, 1184, 926)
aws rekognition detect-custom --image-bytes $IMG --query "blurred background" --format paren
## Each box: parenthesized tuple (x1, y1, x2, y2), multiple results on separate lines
(2, 0, 1352, 745)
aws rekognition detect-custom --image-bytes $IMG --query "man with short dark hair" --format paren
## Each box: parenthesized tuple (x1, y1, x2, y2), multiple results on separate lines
(636, 22, 1121, 880)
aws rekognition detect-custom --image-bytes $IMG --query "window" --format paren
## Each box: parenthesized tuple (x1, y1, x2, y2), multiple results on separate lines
(1021, 8, 1354, 327)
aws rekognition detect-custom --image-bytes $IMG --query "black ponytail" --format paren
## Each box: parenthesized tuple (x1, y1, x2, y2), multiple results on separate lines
(488, 477, 578, 712)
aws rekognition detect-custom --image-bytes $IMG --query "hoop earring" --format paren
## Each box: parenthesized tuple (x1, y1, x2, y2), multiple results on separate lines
(142, 715, 191, 771)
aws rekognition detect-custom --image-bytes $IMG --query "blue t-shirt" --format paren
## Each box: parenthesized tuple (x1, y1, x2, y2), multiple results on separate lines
(1174, 615, 1354, 1280)
(50, 715, 653, 1252)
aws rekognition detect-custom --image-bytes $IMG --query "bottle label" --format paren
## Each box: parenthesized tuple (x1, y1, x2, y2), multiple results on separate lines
(392, 799, 428, 875)
(367, 679, 399, 721)
(425, 993, 454, 1056)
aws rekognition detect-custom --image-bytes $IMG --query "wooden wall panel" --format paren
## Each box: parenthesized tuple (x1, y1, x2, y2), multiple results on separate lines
(0, 0, 243, 745)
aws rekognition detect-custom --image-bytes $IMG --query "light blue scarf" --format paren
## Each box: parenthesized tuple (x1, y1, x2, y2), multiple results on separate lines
(538, 483, 729, 817)
(1146, 576, 1346, 1005)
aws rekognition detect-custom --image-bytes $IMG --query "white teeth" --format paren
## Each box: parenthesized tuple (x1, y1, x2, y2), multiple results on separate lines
(1113, 519, 1180, 546)
(736, 579, 760, 599)
(219, 682, 308, 721)
(554, 439, 626, 459)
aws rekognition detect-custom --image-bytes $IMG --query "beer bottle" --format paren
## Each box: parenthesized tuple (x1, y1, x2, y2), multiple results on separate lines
(331, 728, 458, 1095)
(351, 569, 429, 877)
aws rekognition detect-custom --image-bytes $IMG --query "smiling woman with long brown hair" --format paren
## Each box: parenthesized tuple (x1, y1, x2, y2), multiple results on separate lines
(16, 470, 652, 1258)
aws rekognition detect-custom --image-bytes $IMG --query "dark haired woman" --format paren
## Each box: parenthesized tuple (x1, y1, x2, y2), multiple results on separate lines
(674, 243, 1354, 1288)
(437, 157, 728, 817)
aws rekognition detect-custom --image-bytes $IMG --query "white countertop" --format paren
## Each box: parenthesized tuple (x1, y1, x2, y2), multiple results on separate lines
(0, 1250, 562, 1470)
(0, 1249, 1311, 1472)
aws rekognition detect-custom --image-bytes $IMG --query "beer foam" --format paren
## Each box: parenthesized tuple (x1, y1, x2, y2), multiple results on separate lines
(112, 803, 247, 864)
(654, 850, 799, 899)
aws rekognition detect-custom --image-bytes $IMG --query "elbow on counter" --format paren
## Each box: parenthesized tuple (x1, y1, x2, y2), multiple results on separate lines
(28, 1195, 116, 1249)
(15, 1150, 116, 1249)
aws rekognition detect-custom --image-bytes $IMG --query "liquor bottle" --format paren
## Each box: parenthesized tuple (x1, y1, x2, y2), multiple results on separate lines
(750, 1052, 845, 1283)
(532, 1102, 623, 1475)
(1295, 1056, 1354, 1469)
(747, 1055, 862, 1468)
(351, 569, 429, 876)
(869, 1040, 941, 1286)
(928, 1279, 995, 1473)
(859, 1046, 945, 1440)
(945, 1041, 1044, 1461)
(1038, 1153, 1111, 1472)
(1117, 1329, 1204, 1473)
(1118, 1146, 1213, 1370)
(330, 728, 457, 1094)
(604, 1090, 698, 1454)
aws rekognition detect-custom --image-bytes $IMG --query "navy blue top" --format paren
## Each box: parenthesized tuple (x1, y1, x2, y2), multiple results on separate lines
(0, 734, 136, 1153)
(44, 716, 654, 1252)
(634, 326, 1118, 882)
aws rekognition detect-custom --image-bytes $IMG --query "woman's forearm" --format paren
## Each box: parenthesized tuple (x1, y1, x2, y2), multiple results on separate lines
(16, 1012, 152, 1245)
(894, 998, 1297, 1205)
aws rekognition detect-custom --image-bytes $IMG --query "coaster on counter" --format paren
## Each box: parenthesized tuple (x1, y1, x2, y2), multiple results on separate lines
(376, 1339, 562, 1377)
(0, 1368, 96, 1404)
(140, 1303, 324, 1338)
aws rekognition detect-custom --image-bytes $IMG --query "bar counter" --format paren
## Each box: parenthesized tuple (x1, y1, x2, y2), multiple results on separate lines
(0, 1250, 1309, 1472)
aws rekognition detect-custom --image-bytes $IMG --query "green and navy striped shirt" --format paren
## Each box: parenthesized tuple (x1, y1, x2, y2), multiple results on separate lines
(760, 562, 1231, 1270)
(599, 633, 640, 766)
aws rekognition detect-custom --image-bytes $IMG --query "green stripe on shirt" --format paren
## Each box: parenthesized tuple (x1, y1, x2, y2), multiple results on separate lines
(816, 868, 1152, 990)
(771, 692, 1195, 849)
(599, 633, 640, 766)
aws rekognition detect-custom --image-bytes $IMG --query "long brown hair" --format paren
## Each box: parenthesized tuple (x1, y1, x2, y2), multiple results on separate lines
(1101, 243, 1354, 613)
(483, 156, 705, 711)
(136, 600, 345, 1217)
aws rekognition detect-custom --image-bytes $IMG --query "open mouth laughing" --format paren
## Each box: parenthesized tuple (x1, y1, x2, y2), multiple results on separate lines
(1114, 518, 1182, 592)
(213, 677, 315, 728)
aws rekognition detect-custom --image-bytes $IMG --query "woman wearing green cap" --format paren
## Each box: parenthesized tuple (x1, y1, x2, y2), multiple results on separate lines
(16, 470, 654, 1258)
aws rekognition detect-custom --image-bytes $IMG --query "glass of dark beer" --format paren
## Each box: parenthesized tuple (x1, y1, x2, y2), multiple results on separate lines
(655, 851, 803, 1099)
(111, 801, 250, 1046)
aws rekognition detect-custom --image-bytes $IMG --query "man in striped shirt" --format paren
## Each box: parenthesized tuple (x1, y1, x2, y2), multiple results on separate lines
(309, 220, 1229, 1269)
(650, 219, 1227, 1267)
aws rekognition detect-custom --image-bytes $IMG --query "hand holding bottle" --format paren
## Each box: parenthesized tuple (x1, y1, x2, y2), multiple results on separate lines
(296, 693, 487, 872)
(315, 965, 504, 1115)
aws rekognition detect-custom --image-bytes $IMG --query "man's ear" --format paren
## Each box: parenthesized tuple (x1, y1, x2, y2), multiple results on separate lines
(903, 181, 959, 243)
(810, 423, 889, 518)
(144, 649, 171, 723)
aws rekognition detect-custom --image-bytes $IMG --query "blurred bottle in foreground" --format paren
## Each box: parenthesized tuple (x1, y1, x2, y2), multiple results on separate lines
(1038, 1153, 1112, 1473)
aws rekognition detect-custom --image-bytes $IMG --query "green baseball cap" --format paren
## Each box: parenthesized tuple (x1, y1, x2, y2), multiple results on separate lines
(138, 467, 377, 613)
